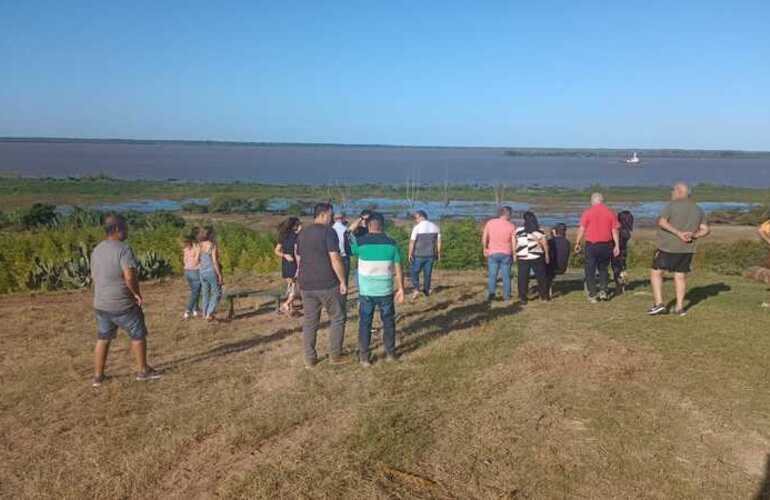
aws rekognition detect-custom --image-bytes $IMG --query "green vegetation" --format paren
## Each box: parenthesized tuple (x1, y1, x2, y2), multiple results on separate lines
(0, 207, 279, 294)
(1, 176, 769, 210)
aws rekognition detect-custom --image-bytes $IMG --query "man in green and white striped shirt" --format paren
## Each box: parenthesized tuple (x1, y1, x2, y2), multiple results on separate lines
(350, 213, 405, 367)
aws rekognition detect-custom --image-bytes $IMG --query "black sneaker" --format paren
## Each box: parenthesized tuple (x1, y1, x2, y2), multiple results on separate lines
(673, 308, 688, 317)
(135, 368, 162, 382)
(647, 304, 667, 316)
(92, 374, 106, 387)
(597, 290, 609, 301)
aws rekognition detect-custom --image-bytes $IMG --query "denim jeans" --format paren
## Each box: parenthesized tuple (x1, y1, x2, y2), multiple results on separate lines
(487, 253, 513, 299)
(359, 294, 396, 361)
(301, 286, 346, 363)
(95, 305, 147, 341)
(410, 256, 435, 295)
(184, 269, 201, 313)
(585, 242, 612, 296)
(200, 270, 221, 317)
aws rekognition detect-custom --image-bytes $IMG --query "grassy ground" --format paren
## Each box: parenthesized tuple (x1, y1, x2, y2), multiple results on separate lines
(1, 269, 769, 499)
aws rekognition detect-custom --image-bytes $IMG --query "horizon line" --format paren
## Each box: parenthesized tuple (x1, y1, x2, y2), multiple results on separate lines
(1, 136, 768, 154)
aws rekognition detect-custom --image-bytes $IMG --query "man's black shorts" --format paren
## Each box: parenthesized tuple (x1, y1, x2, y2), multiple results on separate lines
(652, 249, 693, 273)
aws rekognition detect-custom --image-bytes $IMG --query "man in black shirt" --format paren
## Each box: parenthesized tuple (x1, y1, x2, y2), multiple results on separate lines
(296, 202, 348, 367)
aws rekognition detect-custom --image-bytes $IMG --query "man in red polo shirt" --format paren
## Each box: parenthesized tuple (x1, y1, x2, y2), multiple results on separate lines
(574, 193, 620, 302)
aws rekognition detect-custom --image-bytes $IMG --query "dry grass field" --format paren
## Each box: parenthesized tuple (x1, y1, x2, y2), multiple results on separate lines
(1, 268, 770, 499)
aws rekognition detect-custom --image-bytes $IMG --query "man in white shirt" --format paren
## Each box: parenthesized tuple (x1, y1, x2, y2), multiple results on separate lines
(332, 212, 351, 289)
(408, 210, 441, 300)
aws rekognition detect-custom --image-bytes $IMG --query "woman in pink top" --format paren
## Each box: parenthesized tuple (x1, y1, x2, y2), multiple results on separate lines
(482, 206, 517, 301)
(182, 227, 201, 319)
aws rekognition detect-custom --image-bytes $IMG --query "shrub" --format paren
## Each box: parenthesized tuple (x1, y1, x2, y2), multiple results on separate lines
(439, 220, 484, 269)
(19, 203, 59, 229)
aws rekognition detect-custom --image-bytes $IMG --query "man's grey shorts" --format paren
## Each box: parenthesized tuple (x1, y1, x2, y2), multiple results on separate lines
(95, 306, 148, 341)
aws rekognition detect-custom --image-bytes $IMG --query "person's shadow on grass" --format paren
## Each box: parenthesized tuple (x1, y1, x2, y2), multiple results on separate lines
(395, 299, 522, 356)
(666, 282, 732, 311)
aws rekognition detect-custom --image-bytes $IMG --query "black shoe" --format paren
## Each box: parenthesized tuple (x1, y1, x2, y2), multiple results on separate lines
(647, 304, 667, 316)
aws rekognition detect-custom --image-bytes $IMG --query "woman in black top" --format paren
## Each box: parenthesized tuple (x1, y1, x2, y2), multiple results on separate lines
(612, 211, 634, 294)
(274, 217, 302, 314)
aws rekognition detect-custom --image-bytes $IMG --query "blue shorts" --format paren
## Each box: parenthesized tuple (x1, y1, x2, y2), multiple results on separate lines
(95, 306, 148, 341)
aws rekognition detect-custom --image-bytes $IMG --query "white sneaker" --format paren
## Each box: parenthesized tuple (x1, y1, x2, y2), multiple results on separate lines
(183, 311, 191, 320)
(193, 309, 200, 317)
(761, 302, 769, 309)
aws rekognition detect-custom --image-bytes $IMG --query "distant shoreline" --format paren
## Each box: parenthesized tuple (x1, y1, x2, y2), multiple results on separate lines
(2, 137, 769, 159)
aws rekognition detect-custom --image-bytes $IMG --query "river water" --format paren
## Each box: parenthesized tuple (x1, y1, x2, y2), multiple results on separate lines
(2, 141, 769, 188)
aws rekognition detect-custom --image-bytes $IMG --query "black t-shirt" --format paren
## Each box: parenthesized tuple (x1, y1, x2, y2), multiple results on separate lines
(548, 236, 571, 274)
(297, 223, 340, 290)
(281, 232, 298, 256)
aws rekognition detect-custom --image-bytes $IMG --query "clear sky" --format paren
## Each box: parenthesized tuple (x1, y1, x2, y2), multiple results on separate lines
(1, 0, 768, 149)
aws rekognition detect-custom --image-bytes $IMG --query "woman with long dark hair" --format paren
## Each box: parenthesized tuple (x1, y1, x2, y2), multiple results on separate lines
(274, 217, 302, 314)
(612, 210, 634, 294)
(514, 211, 550, 304)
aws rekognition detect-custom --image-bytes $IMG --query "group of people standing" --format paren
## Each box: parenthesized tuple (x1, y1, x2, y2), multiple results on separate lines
(273, 204, 441, 368)
(89, 181, 749, 387)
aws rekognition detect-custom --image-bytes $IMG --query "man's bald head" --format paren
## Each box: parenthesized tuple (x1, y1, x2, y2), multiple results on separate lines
(672, 182, 690, 200)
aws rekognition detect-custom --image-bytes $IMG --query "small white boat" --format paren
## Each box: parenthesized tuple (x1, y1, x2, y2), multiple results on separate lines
(624, 152, 640, 164)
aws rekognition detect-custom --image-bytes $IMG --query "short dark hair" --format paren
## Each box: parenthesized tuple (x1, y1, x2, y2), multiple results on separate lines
(360, 208, 373, 218)
(497, 206, 512, 217)
(415, 210, 428, 219)
(553, 223, 567, 237)
(368, 212, 385, 228)
(103, 214, 126, 235)
(313, 202, 334, 218)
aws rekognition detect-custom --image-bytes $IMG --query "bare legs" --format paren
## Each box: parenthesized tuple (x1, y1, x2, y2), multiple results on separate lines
(650, 269, 664, 305)
(673, 272, 687, 312)
(649, 269, 687, 312)
(94, 339, 149, 377)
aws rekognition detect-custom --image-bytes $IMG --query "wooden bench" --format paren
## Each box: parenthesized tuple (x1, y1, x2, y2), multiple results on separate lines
(222, 288, 283, 320)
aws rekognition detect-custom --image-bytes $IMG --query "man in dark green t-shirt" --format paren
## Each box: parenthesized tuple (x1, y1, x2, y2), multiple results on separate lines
(648, 183, 710, 317)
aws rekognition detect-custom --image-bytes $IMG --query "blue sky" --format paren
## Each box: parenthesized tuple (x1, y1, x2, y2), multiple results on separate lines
(1, 0, 768, 149)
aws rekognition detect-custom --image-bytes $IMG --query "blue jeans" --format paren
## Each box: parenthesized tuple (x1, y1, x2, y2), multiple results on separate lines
(487, 253, 513, 299)
(200, 271, 221, 317)
(410, 256, 435, 295)
(359, 294, 396, 361)
(184, 270, 201, 313)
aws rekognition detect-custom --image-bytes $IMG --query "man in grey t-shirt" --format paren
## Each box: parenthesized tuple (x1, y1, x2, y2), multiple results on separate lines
(648, 183, 710, 317)
(90, 214, 161, 387)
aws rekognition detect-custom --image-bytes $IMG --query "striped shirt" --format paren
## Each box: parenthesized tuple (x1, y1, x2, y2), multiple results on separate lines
(351, 233, 401, 297)
(515, 228, 545, 261)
